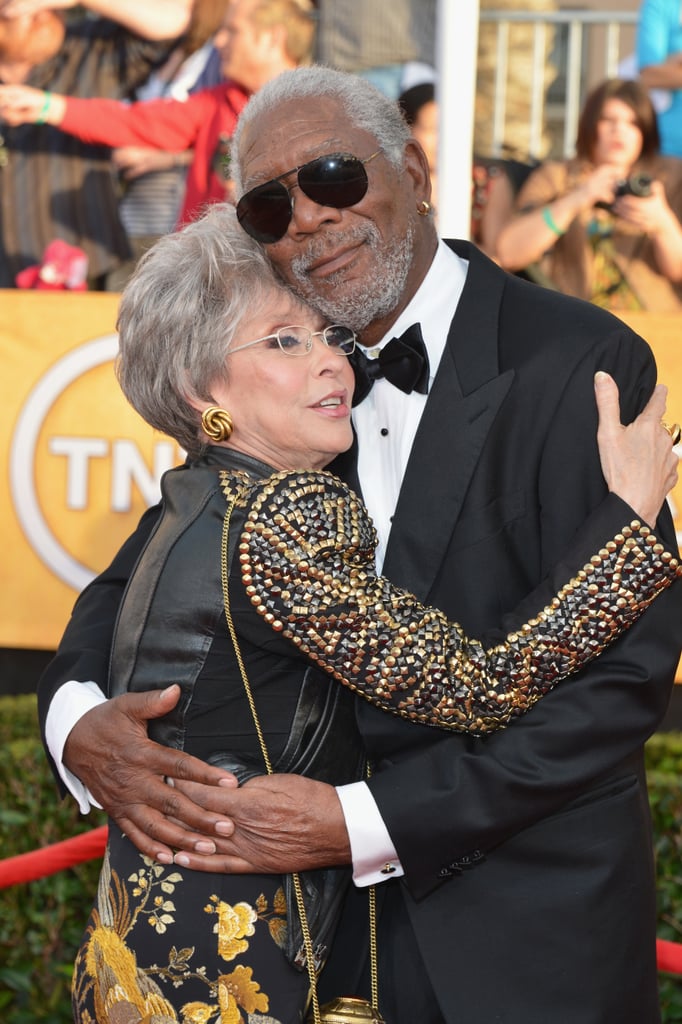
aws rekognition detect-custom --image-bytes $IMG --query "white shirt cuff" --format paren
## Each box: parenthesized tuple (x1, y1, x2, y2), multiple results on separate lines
(336, 781, 403, 886)
(45, 680, 107, 814)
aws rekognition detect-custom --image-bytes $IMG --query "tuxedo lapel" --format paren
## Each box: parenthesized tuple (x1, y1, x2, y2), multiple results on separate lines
(383, 243, 514, 598)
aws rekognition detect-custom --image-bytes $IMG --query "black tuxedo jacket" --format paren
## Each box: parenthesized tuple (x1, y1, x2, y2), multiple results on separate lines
(38, 242, 681, 1022)
(335, 242, 681, 1022)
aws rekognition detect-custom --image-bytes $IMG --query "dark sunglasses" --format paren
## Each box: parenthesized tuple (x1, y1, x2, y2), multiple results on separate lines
(236, 150, 382, 244)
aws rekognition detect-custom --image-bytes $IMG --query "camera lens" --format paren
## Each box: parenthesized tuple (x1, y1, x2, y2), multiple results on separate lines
(627, 172, 652, 197)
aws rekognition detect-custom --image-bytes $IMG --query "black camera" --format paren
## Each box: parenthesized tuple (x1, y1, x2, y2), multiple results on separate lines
(613, 172, 653, 198)
(596, 172, 653, 211)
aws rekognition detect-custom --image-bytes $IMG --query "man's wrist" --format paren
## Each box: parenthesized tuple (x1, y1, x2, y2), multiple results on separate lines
(335, 781, 403, 885)
(46, 680, 107, 811)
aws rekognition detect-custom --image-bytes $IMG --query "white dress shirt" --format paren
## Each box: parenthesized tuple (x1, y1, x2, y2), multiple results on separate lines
(338, 240, 467, 882)
(45, 240, 470, 886)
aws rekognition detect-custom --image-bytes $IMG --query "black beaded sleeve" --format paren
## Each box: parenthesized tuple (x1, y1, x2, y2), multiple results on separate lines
(220, 468, 681, 733)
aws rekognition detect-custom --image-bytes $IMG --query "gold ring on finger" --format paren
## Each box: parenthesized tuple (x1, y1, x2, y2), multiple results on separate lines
(662, 421, 682, 446)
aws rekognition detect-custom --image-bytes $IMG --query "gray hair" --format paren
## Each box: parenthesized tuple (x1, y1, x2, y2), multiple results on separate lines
(231, 65, 412, 196)
(116, 203, 284, 458)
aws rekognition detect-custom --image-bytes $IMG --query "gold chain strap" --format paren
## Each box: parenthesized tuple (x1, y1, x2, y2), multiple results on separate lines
(220, 498, 381, 1023)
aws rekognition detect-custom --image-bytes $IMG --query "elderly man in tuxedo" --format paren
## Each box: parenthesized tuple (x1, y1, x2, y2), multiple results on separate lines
(39, 66, 682, 1023)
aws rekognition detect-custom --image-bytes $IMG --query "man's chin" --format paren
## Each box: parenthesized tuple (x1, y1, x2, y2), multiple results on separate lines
(306, 290, 378, 333)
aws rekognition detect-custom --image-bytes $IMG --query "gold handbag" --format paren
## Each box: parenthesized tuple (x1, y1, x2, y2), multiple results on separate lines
(317, 996, 386, 1023)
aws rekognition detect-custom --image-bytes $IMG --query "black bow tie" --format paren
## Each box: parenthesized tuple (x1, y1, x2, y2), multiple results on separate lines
(351, 323, 430, 406)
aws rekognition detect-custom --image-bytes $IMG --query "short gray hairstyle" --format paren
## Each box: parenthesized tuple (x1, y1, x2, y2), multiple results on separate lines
(231, 65, 412, 196)
(116, 204, 284, 458)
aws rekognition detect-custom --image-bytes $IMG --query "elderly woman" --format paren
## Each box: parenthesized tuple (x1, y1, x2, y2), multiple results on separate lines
(71, 203, 679, 1024)
(496, 78, 682, 312)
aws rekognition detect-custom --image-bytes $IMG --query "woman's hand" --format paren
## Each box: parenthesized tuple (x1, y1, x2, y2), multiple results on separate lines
(579, 162, 630, 209)
(595, 370, 679, 526)
(614, 179, 675, 234)
(613, 180, 682, 282)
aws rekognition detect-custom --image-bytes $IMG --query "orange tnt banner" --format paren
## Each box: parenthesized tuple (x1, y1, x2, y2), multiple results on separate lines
(0, 290, 183, 650)
(1, 295, 681, 676)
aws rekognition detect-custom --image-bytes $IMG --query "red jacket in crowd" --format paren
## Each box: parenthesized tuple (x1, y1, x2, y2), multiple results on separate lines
(60, 81, 250, 227)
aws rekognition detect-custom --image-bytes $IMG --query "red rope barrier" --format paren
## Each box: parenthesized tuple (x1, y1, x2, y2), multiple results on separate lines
(0, 825, 107, 889)
(1, 826, 682, 976)
(657, 938, 682, 974)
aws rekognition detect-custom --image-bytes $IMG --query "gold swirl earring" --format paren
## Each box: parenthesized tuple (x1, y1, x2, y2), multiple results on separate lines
(201, 406, 233, 442)
(416, 200, 432, 216)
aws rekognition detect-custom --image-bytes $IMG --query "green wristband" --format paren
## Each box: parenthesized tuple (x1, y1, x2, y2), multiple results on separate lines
(542, 204, 566, 237)
(35, 91, 52, 126)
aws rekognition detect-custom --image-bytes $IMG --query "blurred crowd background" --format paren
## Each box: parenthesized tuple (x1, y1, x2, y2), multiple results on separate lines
(1, 0, 682, 312)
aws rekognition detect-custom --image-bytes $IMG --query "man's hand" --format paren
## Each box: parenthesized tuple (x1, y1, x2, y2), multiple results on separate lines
(168, 773, 352, 875)
(63, 685, 239, 864)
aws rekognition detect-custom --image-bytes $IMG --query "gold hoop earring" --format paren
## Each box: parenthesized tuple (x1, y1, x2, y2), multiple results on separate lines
(201, 406, 233, 442)
(417, 200, 432, 216)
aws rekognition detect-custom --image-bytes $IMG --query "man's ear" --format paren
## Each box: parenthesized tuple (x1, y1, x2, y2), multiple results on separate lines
(404, 137, 433, 205)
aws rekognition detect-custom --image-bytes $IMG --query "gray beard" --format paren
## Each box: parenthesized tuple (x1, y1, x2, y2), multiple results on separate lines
(287, 221, 415, 332)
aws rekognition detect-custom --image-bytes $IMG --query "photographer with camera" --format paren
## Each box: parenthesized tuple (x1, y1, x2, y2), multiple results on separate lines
(497, 78, 682, 312)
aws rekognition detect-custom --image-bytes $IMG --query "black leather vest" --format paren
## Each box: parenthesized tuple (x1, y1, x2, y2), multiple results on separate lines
(108, 447, 365, 969)
(108, 447, 365, 788)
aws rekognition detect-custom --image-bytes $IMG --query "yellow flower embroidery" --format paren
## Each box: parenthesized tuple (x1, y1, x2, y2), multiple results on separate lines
(73, 848, 285, 1024)
(272, 887, 287, 917)
(207, 897, 257, 962)
(149, 896, 177, 934)
(181, 1001, 219, 1023)
(84, 925, 177, 1022)
(218, 965, 269, 1023)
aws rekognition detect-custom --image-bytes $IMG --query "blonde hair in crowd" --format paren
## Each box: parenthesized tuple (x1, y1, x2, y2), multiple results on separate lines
(249, 0, 316, 64)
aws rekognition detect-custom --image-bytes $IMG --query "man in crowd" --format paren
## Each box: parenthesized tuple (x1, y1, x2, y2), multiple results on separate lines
(38, 66, 682, 1022)
(0, 0, 315, 235)
(0, 0, 194, 287)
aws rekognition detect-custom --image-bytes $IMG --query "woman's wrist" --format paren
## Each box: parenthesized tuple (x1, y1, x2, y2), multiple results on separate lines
(35, 91, 52, 125)
(541, 203, 567, 237)
(38, 91, 66, 126)
(649, 205, 679, 238)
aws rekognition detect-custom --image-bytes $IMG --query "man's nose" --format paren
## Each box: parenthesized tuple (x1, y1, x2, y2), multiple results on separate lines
(288, 188, 344, 236)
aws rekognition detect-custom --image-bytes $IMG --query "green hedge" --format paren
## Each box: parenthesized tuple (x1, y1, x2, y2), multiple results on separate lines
(646, 733, 682, 1021)
(0, 696, 106, 1023)
(1, 696, 681, 1021)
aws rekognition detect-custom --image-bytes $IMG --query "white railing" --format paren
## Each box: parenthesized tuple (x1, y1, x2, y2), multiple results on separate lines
(478, 9, 639, 160)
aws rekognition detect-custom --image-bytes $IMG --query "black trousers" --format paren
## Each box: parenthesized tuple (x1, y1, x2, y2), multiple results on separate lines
(318, 879, 446, 1024)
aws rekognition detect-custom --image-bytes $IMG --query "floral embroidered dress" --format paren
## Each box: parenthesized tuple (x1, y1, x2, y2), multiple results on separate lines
(71, 448, 680, 1024)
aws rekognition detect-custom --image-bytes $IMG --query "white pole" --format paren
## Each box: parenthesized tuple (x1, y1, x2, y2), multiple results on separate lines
(436, 0, 480, 239)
